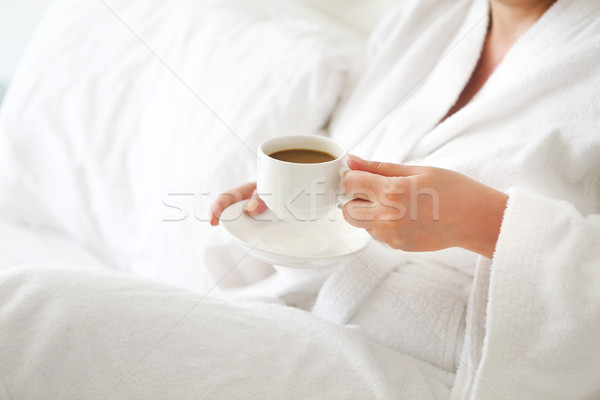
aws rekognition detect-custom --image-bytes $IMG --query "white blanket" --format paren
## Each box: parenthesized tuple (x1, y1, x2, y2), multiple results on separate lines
(0, 265, 451, 399)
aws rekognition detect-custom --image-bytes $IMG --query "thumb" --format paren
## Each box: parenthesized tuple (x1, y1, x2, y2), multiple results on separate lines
(346, 154, 420, 177)
(243, 190, 268, 217)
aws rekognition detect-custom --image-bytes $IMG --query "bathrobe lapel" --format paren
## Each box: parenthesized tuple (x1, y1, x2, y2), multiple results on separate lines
(356, 0, 489, 163)
(405, 0, 600, 161)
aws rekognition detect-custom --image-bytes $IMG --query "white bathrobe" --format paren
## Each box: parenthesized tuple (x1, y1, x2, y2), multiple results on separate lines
(320, 0, 600, 397)
(1, 0, 599, 399)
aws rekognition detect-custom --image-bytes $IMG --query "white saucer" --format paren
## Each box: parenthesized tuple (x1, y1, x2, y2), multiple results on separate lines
(220, 202, 371, 268)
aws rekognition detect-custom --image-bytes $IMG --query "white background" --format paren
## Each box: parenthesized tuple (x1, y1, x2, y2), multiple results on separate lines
(0, 0, 52, 99)
(0, 0, 398, 101)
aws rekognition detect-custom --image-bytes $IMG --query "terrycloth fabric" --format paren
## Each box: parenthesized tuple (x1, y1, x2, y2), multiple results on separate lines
(311, 241, 471, 373)
(312, 240, 404, 324)
(0, 264, 453, 400)
(454, 190, 600, 400)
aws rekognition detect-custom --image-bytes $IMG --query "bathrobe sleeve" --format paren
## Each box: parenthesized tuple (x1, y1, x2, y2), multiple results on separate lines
(455, 189, 600, 400)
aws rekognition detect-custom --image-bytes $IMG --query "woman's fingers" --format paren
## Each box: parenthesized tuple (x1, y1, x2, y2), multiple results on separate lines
(243, 190, 268, 216)
(343, 170, 394, 202)
(210, 182, 257, 226)
(342, 199, 377, 229)
(346, 154, 423, 177)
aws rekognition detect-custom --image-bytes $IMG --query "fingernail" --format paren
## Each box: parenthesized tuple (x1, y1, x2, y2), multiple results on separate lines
(245, 198, 259, 214)
(347, 154, 363, 163)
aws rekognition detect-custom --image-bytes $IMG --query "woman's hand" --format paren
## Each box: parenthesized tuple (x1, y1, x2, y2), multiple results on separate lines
(342, 155, 508, 258)
(209, 182, 268, 226)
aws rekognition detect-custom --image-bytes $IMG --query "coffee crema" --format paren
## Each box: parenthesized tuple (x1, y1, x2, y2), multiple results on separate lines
(268, 148, 336, 164)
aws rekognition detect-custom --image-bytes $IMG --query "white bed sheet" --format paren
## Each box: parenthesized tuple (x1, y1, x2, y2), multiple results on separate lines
(0, 219, 109, 272)
(0, 0, 365, 292)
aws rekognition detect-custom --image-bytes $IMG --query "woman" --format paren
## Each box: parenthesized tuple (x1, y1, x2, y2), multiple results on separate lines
(209, 0, 600, 397)
(3, 0, 598, 398)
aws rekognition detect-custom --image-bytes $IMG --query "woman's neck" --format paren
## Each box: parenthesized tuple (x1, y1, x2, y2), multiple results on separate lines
(489, 1, 557, 48)
(440, 0, 556, 122)
(485, 0, 557, 69)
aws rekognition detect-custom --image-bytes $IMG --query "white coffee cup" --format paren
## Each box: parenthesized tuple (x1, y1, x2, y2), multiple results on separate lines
(257, 135, 349, 221)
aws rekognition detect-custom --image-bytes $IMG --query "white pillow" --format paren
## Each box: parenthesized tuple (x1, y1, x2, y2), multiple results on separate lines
(0, 0, 365, 290)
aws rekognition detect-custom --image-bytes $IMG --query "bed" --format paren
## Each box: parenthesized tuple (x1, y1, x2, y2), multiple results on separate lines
(0, 0, 399, 287)
(0, 0, 428, 398)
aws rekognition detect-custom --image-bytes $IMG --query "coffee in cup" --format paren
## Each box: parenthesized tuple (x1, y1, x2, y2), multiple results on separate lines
(268, 149, 337, 164)
(257, 135, 349, 221)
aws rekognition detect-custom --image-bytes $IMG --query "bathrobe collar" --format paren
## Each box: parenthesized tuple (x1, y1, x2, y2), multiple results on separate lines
(350, 0, 600, 164)
(355, 0, 489, 163)
(404, 0, 600, 162)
